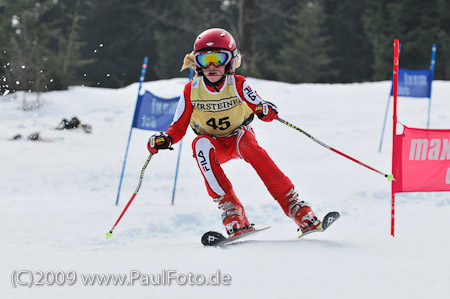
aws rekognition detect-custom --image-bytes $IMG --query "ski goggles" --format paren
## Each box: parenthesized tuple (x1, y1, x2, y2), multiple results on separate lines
(194, 50, 232, 68)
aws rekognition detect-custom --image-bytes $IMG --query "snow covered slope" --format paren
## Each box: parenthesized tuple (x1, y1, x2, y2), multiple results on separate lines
(1, 78, 450, 298)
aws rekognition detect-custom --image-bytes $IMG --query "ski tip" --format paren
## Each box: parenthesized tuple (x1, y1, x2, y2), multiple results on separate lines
(322, 211, 340, 231)
(297, 211, 340, 238)
(201, 226, 271, 246)
(325, 211, 340, 218)
(201, 231, 226, 246)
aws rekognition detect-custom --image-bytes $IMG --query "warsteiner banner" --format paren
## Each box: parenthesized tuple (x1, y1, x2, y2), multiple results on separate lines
(393, 126, 450, 193)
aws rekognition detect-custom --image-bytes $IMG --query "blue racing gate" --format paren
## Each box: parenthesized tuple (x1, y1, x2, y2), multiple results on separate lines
(378, 44, 436, 151)
(115, 57, 192, 205)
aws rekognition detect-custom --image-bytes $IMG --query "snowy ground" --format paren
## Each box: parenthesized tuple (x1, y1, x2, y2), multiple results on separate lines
(1, 78, 450, 298)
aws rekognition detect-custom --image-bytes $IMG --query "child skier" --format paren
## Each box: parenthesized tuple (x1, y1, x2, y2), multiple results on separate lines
(148, 28, 321, 237)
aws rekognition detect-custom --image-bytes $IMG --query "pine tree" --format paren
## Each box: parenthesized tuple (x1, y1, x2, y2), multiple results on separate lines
(0, 0, 91, 106)
(363, 0, 450, 80)
(362, 0, 394, 81)
(51, 0, 93, 88)
(1, 0, 59, 108)
(276, 0, 335, 83)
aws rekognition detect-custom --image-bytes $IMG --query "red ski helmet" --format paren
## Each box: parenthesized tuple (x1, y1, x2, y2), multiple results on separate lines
(193, 28, 239, 74)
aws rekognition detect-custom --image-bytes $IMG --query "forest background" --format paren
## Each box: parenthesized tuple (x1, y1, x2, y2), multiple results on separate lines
(1, 0, 449, 95)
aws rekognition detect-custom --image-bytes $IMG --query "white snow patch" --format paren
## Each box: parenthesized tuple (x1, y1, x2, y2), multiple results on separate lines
(1, 79, 450, 298)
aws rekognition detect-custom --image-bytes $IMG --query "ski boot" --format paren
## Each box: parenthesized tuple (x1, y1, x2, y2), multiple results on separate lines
(278, 188, 321, 233)
(215, 189, 255, 238)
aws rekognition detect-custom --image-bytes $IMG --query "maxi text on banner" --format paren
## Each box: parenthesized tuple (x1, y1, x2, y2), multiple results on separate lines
(132, 90, 179, 131)
(393, 126, 450, 193)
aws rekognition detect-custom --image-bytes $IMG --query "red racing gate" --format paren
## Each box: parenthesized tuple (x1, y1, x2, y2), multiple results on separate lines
(391, 40, 450, 236)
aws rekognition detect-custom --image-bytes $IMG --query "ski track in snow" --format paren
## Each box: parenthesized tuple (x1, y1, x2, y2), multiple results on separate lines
(1, 79, 450, 298)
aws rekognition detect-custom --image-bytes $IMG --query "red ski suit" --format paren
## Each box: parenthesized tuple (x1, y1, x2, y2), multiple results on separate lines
(166, 74, 294, 201)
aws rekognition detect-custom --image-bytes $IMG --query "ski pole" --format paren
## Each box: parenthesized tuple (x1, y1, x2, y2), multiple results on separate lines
(106, 154, 153, 238)
(277, 117, 394, 182)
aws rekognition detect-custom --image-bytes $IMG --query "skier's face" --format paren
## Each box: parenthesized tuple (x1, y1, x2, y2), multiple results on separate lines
(203, 64, 225, 83)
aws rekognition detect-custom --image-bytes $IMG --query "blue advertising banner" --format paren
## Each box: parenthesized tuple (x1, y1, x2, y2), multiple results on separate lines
(390, 68, 432, 98)
(379, 44, 437, 152)
(132, 91, 179, 131)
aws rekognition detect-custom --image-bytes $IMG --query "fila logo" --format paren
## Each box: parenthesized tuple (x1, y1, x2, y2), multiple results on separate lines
(243, 86, 260, 104)
(244, 86, 256, 100)
(207, 235, 218, 243)
(198, 150, 210, 172)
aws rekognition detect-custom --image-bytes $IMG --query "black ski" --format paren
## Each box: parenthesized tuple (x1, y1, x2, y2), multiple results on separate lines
(201, 226, 271, 247)
(297, 211, 340, 238)
(201, 212, 339, 246)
